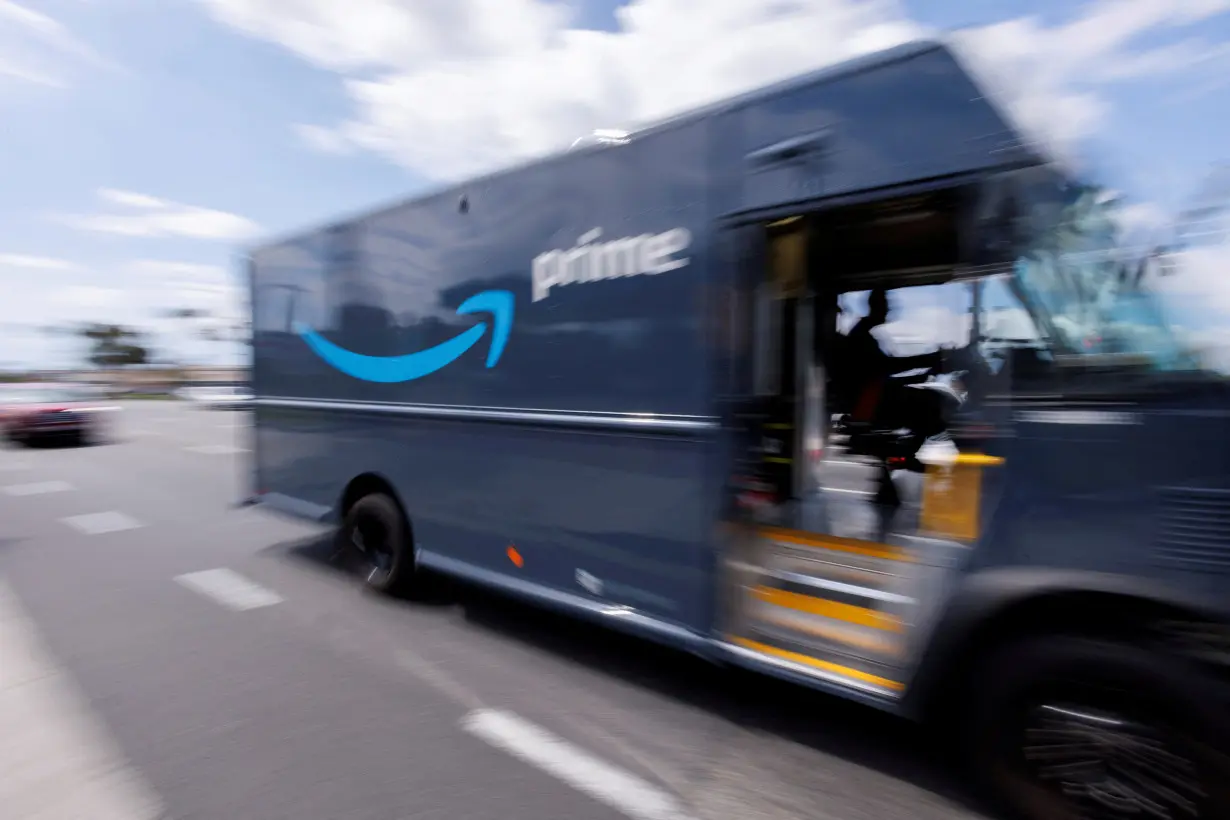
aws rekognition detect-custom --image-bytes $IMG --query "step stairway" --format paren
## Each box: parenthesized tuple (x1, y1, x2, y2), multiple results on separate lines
(724, 524, 949, 699)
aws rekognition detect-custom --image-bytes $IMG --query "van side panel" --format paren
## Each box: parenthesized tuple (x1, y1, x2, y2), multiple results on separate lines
(249, 43, 1036, 637)
(251, 118, 717, 631)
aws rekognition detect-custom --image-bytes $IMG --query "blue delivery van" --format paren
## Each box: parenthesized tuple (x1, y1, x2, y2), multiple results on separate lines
(246, 40, 1230, 820)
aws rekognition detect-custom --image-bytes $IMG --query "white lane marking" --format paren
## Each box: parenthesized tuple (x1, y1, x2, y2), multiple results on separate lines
(393, 648, 487, 711)
(0, 579, 164, 819)
(462, 709, 694, 820)
(185, 444, 248, 455)
(3, 480, 74, 497)
(62, 511, 143, 535)
(174, 569, 283, 612)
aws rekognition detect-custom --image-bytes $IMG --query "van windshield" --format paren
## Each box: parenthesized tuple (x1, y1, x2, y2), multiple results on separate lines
(1008, 177, 1202, 373)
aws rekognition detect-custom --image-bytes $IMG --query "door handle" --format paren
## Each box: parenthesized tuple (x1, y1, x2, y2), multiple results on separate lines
(746, 130, 831, 168)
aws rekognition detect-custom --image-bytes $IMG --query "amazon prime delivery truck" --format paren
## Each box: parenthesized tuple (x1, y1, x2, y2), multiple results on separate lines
(246, 40, 1230, 820)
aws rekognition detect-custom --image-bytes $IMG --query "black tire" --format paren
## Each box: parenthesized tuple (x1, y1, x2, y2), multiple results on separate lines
(337, 493, 419, 597)
(966, 635, 1230, 820)
(81, 420, 110, 447)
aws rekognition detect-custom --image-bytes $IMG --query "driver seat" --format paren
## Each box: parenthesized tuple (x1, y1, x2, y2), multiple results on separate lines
(826, 340, 920, 467)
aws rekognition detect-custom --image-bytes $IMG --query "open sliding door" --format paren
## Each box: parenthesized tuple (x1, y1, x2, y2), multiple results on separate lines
(716, 181, 1018, 703)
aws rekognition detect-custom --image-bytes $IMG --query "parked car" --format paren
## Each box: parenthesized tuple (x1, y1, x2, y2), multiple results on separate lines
(179, 384, 253, 410)
(0, 383, 119, 446)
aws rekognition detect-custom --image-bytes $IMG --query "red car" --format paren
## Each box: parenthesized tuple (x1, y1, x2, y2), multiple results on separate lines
(0, 384, 115, 447)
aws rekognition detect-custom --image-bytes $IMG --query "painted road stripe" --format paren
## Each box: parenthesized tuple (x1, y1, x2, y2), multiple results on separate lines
(0, 579, 164, 819)
(185, 444, 248, 455)
(62, 511, 143, 535)
(462, 709, 693, 820)
(3, 480, 73, 497)
(174, 569, 283, 612)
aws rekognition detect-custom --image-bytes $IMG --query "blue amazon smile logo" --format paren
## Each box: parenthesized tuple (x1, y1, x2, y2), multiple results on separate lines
(295, 290, 514, 383)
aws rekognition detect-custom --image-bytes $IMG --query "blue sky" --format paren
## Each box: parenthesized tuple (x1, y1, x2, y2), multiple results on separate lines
(1, 0, 1228, 370)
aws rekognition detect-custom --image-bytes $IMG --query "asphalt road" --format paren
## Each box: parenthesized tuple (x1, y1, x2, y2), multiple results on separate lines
(0, 401, 991, 820)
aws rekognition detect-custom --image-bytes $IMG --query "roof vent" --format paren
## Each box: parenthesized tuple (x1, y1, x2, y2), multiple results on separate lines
(569, 129, 631, 150)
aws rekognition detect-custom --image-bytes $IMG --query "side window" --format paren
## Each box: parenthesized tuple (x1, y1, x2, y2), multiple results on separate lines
(838, 282, 972, 359)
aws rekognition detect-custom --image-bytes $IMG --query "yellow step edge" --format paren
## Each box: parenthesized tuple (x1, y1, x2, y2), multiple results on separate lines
(752, 586, 904, 633)
(757, 527, 912, 563)
(949, 453, 1005, 467)
(732, 637, 905, 692)
(756, 609, 903, 657)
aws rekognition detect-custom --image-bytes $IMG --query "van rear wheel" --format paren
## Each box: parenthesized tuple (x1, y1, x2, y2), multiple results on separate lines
(967, 635, 1230, 820)
(338, 493, 419, 597)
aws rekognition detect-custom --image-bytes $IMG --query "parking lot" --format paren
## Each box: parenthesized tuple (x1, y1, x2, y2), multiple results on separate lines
(1, 401, 989, 820)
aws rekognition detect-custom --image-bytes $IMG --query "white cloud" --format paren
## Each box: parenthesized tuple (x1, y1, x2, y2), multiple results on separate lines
(294, 123, 354, 155)
(53, 284, 123, 309)
(200, 0, 571, 74)
(56, 189, 262, 241)
(949, 0, 1230, 168)
(98, 188, 169, 209)
(1157, 241, 1230, 311)
(1115, 202, 1170, 235)
(127, 259, 231, 279)
(1180, 324, 1230, 372)
(0, 0, 113, 88)
(198, 0, 1230, 180)
(124, 259, 247, 338)
(0, 56, 64, 87)
(0, 252, 250, 370)
(0, 253, 80, 271)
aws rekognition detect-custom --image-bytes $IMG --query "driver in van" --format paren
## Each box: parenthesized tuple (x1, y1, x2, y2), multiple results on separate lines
(839, 287, 947, 444)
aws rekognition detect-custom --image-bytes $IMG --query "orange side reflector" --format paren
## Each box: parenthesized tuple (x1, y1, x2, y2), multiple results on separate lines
(506, 545, 524, 568)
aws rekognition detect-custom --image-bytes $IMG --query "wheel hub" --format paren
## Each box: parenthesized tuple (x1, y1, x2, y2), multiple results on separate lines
(351, 519, 393, 581)
(1023, 703, 1204, 819)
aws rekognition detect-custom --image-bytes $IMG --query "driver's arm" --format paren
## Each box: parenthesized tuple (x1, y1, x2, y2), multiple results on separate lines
(884, 348, 942, 374)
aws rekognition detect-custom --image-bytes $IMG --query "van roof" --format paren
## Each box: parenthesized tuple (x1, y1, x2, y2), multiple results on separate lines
(246, 39, 960, 256)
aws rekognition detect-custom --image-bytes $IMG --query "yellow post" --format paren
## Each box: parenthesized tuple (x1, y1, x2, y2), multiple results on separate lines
(919, 453, 1005, 542)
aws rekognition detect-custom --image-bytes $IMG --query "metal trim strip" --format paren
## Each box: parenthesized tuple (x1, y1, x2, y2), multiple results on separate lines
(255, 397, 718, 435)
(770, 570, 916, 605)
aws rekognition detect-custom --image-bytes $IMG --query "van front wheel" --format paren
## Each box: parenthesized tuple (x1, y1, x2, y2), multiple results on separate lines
(337, 493, 419, 597)
(967, 635, 1230, 820)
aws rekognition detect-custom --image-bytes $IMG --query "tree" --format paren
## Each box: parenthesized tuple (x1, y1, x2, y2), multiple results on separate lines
(161, 307, 250, 346)
(76, 323, 151, 368)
